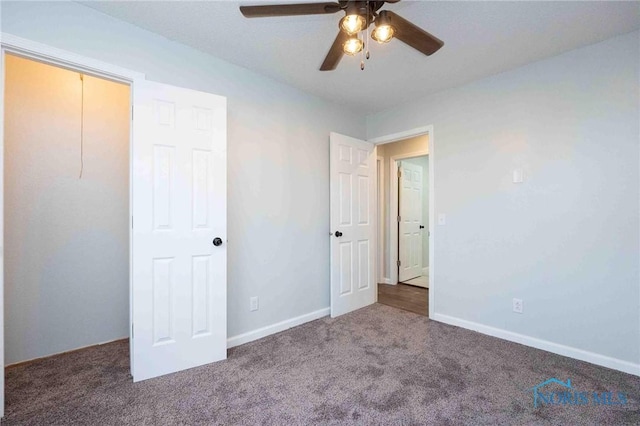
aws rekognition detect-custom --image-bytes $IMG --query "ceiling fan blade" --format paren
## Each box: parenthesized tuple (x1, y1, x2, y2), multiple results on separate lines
(320, 30, 349, 71)
(385, 11, 443, 56)
(240, 2, 341, 18)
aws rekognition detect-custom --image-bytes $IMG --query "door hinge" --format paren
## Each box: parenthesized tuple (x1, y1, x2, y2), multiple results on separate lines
(131, 323, 134, 339)
(131, 106, 134, 121)
(397, 260, 401, 267)
(397, 169, 402, 178)
(397, 215, 401, 222)
(131, 216, 134, 229)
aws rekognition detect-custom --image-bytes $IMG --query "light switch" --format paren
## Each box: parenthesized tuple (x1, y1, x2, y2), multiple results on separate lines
(512, 169, 524, 183)
(438, 213, 446, 226)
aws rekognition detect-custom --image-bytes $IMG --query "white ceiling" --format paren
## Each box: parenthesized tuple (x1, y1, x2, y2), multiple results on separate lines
(81, 1, 640, 113)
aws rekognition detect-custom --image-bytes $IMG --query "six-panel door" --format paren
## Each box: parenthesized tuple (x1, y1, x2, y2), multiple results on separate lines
(132, 80, 227, 381)
(399, 161, 423, 282)
(330, 133, 376, 317)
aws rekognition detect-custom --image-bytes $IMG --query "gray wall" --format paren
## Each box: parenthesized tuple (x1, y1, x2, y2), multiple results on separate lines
(4, 55, 130, 364)
(3, 1, 638, 371)
(1, 1, 366, 346)
(368, 31, 640, 365)
(403, 156, 429, 270)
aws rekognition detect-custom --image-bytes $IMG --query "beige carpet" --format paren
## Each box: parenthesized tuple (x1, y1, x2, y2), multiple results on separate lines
(3, 303, 639, 425)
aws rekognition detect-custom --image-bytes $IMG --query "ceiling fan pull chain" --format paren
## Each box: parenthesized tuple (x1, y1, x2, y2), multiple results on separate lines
(366, 1, 370, 61)
(360, 10, 365, 71)
(359, 0, 367, 70)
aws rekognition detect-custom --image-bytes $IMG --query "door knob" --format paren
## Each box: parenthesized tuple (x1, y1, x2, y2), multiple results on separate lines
(334, 231, 343, 237)
(213, 237, 223, 246)
(419, 225, 425, 229)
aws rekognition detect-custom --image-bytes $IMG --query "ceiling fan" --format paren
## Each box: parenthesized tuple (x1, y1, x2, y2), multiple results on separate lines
(239, 1, 444, 71)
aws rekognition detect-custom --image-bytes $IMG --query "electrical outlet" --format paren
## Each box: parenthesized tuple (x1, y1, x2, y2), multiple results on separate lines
(513, 298, 523, 314)
(250, 297, 259, 312)
(512, 169, 524, 183)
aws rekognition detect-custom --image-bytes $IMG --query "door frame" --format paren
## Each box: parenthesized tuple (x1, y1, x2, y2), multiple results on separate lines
(0, 33, 145, 418)
(376, 156, 385, 284)
(369, 126, 434, 315)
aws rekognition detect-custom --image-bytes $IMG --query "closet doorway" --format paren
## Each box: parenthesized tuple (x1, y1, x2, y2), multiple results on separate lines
(1, 38, 229, 415)
(4, 54, 131, 368)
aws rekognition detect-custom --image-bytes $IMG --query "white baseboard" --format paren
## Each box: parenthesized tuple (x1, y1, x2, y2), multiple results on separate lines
(421, 267, 429, 276)
(432, 313, 640, 377)
(380, 277, 393, 285)
(227, 307, 330, 349)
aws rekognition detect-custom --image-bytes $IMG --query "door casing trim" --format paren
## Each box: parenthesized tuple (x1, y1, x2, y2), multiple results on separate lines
(1, 33, 145, 417)
(370, 125, 434, 317)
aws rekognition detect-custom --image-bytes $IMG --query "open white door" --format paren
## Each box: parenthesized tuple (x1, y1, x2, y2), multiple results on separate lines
(330, 132, 376, 317)
(132, 80, 227, 381)
(398, 161, 423, 282)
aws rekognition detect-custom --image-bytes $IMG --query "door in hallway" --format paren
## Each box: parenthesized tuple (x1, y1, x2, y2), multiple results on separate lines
(398, 161, 423, 282)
